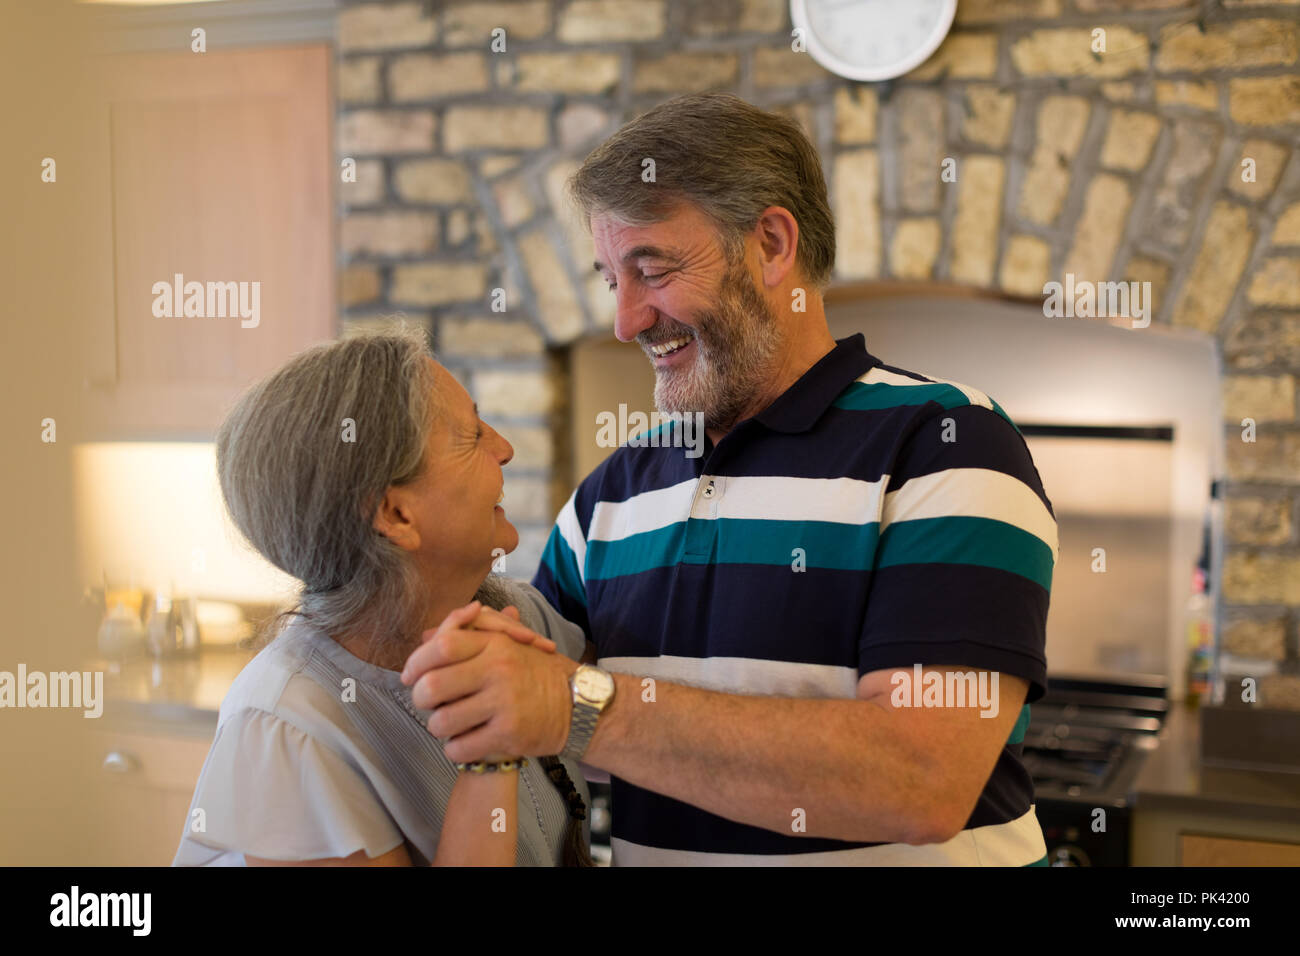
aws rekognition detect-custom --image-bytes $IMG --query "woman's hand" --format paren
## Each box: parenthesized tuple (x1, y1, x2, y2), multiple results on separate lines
(401, 601, 558, 761)
(468, 604, 558, 655)
(410, 600, 557, 656)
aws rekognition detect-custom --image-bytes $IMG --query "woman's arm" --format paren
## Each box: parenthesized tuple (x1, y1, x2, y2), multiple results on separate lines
(244, 769, 519, 867)
(429, 769, 518, 866)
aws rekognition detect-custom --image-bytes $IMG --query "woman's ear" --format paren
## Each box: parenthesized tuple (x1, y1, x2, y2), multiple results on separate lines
(372, 486, 422, 552)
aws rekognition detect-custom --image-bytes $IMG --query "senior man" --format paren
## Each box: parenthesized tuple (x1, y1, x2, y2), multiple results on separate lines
(404, 92, 1057, 865)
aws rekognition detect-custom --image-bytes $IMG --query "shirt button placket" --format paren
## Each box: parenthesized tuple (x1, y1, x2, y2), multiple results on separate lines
(685, 476, 720, 557)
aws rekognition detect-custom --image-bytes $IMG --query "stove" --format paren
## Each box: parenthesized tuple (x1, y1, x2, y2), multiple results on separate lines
(1025, 674, 1168, 866)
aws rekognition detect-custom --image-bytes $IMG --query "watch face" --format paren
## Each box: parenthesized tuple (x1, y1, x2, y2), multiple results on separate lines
(575, 667, 614, 701)
(793, 0, 957, 82)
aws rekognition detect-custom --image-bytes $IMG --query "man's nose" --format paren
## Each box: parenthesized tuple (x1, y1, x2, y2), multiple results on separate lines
(613, 285, 657, 343)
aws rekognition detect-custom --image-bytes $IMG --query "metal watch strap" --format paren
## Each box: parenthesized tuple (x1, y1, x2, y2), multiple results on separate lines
(562, 699, 601, 760)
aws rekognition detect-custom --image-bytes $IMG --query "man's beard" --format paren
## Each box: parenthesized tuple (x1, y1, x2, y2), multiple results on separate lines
(639, 255, 782, 432)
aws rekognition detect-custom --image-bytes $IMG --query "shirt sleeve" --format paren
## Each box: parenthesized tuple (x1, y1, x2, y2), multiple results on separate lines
(531, 490, 593, 647)
(858, 404, 1057, 703)
(177, 707, 404, 863)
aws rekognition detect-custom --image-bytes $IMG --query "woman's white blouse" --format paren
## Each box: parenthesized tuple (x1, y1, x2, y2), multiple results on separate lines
(171, 579, 591, 866)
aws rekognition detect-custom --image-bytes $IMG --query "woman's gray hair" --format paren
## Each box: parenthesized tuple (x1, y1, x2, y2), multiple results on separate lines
(566, 91, 836, 291)
(216, 326, 439, 648)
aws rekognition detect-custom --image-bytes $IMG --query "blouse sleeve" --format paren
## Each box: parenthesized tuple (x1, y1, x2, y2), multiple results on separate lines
(181, 707, 404, 862)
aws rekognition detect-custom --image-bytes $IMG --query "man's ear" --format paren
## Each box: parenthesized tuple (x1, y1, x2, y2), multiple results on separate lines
(372, 486, 421, 552)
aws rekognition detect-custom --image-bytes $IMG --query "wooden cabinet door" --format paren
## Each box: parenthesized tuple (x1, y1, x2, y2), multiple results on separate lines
(1181, 833, 1300, 866)
(83, 44, 336, 437)
(88, 727, 214, 866)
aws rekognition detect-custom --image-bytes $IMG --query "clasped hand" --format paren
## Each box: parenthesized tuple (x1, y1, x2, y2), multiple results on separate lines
(399, 601, 578, 763)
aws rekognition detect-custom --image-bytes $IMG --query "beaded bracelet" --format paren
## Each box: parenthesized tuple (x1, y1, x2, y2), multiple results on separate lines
(455, 758, 529, 773)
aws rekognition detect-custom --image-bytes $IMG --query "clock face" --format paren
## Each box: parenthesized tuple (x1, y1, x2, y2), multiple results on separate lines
(792, 0, 958, 82)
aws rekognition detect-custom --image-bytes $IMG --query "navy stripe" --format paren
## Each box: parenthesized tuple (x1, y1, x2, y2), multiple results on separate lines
(611, 779, 885, 855)
(860, 563, 1049, 698)
(589, 563, 866, 664)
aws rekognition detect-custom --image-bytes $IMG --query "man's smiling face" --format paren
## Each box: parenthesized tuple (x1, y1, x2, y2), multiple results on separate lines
(592, 203, 783, 433)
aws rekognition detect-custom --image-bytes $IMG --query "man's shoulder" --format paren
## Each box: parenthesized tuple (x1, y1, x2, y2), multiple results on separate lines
(837, 361, 1015, 425)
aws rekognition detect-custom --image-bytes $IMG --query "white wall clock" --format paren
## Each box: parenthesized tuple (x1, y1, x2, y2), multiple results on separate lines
(790, 0, 958, 82)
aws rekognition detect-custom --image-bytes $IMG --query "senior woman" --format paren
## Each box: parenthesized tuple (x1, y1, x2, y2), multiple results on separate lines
(172, 329, 594, 867)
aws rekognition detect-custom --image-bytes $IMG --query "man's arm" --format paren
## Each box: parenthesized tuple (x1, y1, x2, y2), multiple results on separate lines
(578, 665, 1028, 846)
(405, 626, 1027, 846)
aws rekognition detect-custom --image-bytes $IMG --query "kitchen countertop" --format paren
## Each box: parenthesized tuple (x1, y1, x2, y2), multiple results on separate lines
(1133, 701, 1300, 825)
(93, 645, 258, 735)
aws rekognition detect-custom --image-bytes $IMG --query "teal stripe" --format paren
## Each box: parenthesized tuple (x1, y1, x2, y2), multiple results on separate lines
(586, 519, 881, 581)
(835, 380, 970, 413)
(1024, 853, 1049, 867)
(835, 381, 1022, 434)
(539, 527, 587, 608)
(1007, 703, 1031, 746)
(586, 514, 1052, 586)
(876, 515, 1054, 591)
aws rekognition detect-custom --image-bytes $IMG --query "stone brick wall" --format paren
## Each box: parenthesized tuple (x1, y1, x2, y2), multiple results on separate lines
(334, 0, 1300, 705)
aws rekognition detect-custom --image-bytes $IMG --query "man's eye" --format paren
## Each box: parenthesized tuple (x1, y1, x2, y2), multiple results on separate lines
(606, 271, 666, 291)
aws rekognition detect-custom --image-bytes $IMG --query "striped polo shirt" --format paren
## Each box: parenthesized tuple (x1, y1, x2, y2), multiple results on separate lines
(533, 333, 1057, 866)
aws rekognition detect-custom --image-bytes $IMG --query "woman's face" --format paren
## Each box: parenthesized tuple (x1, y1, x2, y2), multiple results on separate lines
(377, 359, 519, 586)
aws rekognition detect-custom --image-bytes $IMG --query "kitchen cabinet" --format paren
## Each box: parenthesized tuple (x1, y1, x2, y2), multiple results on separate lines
(80, 44, 336, 438)
(1180, 834, 1300, 866)
(86, 724, 212, 866)
(1131, 706, 1300, 865)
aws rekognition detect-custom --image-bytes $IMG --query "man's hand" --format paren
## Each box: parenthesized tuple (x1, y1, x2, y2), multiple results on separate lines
(400, 601, 579, 761)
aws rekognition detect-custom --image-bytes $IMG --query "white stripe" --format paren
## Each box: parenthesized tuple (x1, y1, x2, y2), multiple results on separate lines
(589, 479, 697, 542)
(597, 654, 859, 698)
(588, 475, 887, 545)
(611, 805, 1046, 867)
(859, 366, 994, 411)
(884, 468, 1058, 561)
(715, 475, 884, 525)
(555, 493, 587, 585)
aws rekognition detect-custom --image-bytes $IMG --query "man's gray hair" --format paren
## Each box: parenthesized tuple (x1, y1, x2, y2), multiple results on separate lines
(566, 91, 836, 291)
(216, 327, 439, 648)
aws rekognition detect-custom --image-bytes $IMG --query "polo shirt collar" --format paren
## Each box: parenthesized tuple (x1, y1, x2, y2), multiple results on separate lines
(753, 333, 881, 434)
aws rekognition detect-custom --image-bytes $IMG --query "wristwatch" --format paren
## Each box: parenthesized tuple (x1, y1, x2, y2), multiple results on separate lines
(561, 664, 616, 760)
